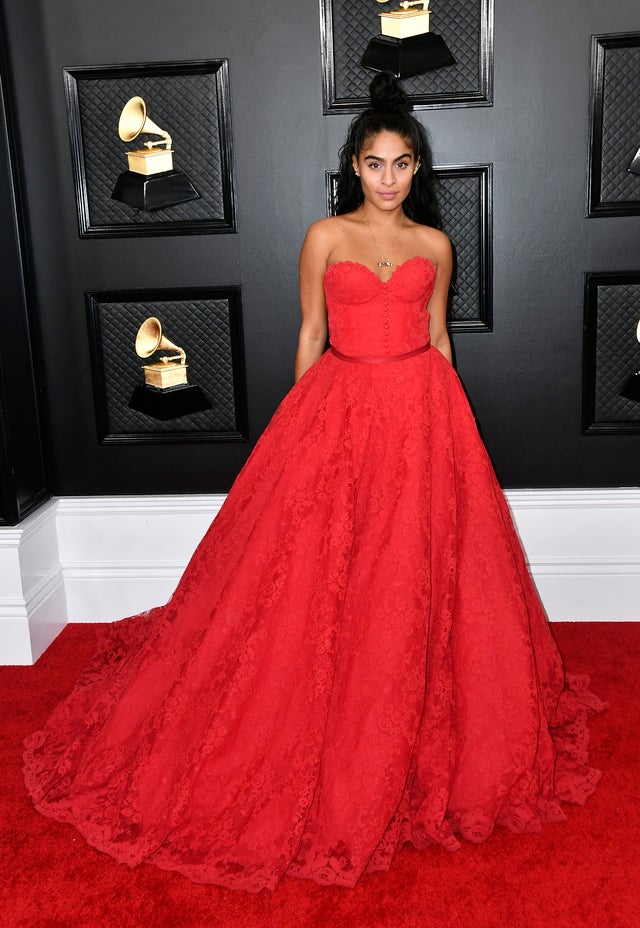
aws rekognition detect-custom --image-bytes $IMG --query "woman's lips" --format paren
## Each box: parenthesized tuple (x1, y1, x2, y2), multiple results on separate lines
(378, 192, 398, 200)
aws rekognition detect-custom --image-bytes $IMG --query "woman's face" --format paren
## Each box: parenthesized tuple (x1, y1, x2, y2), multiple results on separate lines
(352, 130, 419, 211)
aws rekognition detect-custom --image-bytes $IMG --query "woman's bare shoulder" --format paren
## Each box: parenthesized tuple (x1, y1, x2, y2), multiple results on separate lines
(301, 215, 353, 264)
(303, 215, 347, 244)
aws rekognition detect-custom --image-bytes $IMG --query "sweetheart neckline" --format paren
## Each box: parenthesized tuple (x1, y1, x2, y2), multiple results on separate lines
(324, 255, 436, 285)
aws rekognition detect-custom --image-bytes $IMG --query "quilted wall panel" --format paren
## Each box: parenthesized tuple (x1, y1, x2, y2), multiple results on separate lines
(320, 0, 493, 110)
(435, 165, 492, 330)
(86, 289, 248, 443)
(588, 33, 640, 216)
(583, 274, 640, 432)
(64, 61, 236, 236)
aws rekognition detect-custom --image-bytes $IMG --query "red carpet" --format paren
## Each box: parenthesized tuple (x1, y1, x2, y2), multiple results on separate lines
(1, 622, 638, 928)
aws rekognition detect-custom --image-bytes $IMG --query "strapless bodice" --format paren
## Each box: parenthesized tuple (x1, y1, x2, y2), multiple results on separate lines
(323, 256, 436, 357)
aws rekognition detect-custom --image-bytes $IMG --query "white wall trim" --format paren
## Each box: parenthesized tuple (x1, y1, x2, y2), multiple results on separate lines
(1, 489, 638, 663)
(505, 488, 640, 508)
(503, 488, 640, 620)
(0, 500, 67, 664)
(56, 495, 227, 515)
(55, 494, 226, 625)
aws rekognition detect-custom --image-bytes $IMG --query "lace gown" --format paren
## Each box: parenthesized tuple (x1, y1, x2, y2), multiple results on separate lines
(24, 257, 604, 892)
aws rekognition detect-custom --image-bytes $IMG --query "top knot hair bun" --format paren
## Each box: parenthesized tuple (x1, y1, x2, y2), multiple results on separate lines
(369, 72, 411, 112)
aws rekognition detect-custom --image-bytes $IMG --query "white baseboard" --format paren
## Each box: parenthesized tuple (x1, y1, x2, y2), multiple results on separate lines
(506, 489, 640, 620)
(0, 500, 67, 664)
(1, 490, 638, 664)
(57, 495, 226, 622)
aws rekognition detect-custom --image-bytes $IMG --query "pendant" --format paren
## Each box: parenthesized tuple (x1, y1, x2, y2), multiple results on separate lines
(378, 259, 393, 268)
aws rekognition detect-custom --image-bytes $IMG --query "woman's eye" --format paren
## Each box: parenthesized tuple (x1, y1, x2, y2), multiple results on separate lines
(396, 162, 409, 169)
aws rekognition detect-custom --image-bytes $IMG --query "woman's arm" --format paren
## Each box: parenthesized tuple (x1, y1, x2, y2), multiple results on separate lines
(295, 221, 331, 382)
(427, 231, 453, 364)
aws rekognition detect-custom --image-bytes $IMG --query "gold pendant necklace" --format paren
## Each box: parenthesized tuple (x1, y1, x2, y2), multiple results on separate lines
(361, 205, 404, 268)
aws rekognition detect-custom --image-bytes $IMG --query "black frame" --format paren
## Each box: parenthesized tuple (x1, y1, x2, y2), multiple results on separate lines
(433, 163, 492, 332)
(587, 32, 640, 217)
(86, 286, 248, 444)
(582, 271, 640, 434)
(0, 11, 50, 524)
(324, 162, 492, 332)
(319, 0, 494, 113)
(63, 59, 236, 237)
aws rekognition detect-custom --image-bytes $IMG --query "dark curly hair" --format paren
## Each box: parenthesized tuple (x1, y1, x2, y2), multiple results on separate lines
(334, 72, 441, 229)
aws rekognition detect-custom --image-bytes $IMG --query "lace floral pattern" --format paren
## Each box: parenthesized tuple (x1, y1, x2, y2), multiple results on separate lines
(24, 259, 605, 892)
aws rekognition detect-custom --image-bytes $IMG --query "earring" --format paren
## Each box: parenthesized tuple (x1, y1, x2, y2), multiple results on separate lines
(355, 171, 360, 177)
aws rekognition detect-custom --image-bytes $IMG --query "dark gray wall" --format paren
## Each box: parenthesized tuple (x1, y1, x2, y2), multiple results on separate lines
(1, 0, 639, 497)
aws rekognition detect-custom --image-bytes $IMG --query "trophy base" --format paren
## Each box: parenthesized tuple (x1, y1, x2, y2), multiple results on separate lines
(361, 32, 455, 79)
(126, 147, 174, 176)
(111, 169, 199, 211)
(143, 362, 188, 390)
(128, 383, 211, 420)
(380, 10, 431, 40)
(620, 370, 640, 403)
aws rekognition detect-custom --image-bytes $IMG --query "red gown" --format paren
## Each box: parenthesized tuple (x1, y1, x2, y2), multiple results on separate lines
(24, 257, 604, 892)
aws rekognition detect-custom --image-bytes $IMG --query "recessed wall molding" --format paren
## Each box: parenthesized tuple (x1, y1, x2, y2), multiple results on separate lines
(582, 271, 640, 433)
(85, 286, 249, 445)
(63, 59, 237, 237)
(587, 31, 640, 217)
(432, 163, 493, 331)
(319, 0, 494, 113)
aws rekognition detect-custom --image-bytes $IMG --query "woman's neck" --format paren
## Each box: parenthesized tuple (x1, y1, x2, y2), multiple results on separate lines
(359, 202, 405, 228)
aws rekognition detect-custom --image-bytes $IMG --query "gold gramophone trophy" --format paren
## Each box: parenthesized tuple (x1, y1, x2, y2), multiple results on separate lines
(629, 146, 640, 176)
(111, 96, 199, 211)
(361, 1, 455, 78)
(128, 317, 211, 420)
(620, 318, 640, 403)
(136, 316, 188, 389)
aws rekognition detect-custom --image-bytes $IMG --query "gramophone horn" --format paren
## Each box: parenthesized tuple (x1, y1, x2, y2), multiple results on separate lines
(135, 317, 185, 363)
(118, 96, 172, 148)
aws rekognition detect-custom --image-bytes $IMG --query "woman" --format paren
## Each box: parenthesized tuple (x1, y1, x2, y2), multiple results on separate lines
(24, 73, 603, 893)
(296, 74, 450, 381)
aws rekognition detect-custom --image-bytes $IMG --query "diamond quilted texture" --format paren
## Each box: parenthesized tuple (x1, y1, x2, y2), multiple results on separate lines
(90, 294, 245, 439)
(600, 44, 640, 203)
(593, 283, 640, 423)
(324, 0, 490, 108)
(435, 170, 486, 324)
(69, 64, 235, 233)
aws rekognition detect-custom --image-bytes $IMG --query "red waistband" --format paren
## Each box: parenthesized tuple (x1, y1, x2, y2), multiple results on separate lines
(329, 343, 430, 364)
